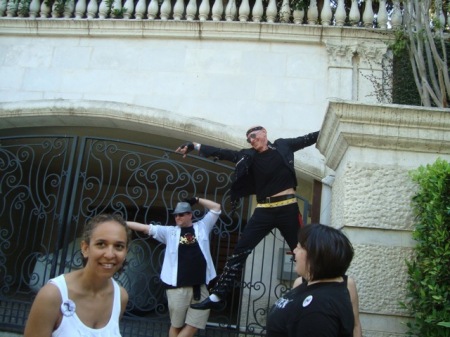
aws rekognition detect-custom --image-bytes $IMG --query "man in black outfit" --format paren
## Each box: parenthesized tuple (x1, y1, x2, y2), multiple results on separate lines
(175, 126, 319, 310)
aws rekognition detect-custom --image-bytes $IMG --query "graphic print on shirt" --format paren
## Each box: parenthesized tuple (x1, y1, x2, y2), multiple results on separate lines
(177, 227, 207, 287)
(274, 297, 293, 309)
(179, 231, 197, 245)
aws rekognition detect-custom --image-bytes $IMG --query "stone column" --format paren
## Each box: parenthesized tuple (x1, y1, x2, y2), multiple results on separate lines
(325, 41, 355, 101)
(316, 100, 450, 337)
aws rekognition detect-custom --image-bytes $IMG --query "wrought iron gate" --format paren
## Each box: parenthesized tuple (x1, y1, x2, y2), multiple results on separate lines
(0, 135, 309, 337)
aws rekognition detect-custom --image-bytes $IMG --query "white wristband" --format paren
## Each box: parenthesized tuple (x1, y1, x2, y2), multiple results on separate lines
(194, 143, 201, 151)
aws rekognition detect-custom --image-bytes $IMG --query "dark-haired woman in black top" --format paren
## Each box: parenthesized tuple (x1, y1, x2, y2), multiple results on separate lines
(267, 224, 355, 337)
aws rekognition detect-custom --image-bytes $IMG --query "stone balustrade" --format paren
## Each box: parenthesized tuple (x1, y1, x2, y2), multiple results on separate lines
(0, 0, 408, 29)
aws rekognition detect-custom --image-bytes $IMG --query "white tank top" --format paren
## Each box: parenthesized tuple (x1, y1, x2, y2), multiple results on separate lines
(49, 274, 123, 337)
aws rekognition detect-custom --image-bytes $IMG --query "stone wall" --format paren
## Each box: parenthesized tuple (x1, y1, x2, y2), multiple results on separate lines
(317, 100, 450, 336)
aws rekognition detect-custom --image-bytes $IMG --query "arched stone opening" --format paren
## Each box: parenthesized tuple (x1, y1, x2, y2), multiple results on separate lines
(0, 99, 322, 335)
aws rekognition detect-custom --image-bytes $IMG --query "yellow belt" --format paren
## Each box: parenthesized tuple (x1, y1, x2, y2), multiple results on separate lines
(256, 198, 297, 208)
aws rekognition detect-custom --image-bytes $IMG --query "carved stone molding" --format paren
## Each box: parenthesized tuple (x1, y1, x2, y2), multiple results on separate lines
(0, 18, 393, 43)
(356, 42, 389, 70)
(0, 99, 236, 146)
(317, 100, 450, 170)
(325, 41, 357, 68)
(325, 40, 389, 69)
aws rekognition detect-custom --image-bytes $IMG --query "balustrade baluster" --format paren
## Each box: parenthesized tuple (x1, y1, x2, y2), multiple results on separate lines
(173, 0, 184, 19)
(6, 0, 18, 16)
(147, 0, 159, 19)
(98, 0, 108, 17)
(321, 0, 332, 25)
(86, 0, 98, 18)
(123, 0, 135, 18)
(29, 0, 41, 17)
(160, 0, 171, 19)
(362, 0, 374, 27)
(279, 0, 290, 22)
(0, 0, 7, 16)
(39, 0, 50, 17)
(224, 0, 236, 20)
(51, 1, 59, 17)
(390, 0, 402, 28)
(239, 0, 250, 21)
(335, 0, 346, 25)
(348, 0, 359, 26)
(198, 0, 210, 21)
(377, 0, 388, 28)
(75, 0, 86, 18)
(265, 0, 276, 22)
(251, 0, 263, 22)
(17, 0, 27, 16)
(135, 0, 146, 18)
(307, 0, 318, 24)
(111, 0, 122, 17)
(293, 8, 304, 23)
(212, 0, 223, 21)
(185, 0, 197, 19)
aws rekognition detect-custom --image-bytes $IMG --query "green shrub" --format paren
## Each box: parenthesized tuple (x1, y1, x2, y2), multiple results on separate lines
(403, 158, 450, 336)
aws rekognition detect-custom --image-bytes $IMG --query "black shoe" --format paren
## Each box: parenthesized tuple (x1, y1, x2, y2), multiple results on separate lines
(190, 297, 224, 310)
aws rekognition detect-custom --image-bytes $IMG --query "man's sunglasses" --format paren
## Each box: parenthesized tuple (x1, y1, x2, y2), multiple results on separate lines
(247, 131, 260, 143)
(174, 212, 191, 217)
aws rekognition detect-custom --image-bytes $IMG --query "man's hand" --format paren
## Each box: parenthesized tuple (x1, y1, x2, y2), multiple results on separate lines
(175, 142, 194, 158)
(183, 197, 199, 206)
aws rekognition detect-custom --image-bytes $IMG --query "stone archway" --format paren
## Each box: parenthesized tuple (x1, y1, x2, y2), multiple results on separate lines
(0, 99, 240, 150)
(0, 99, 323, 336)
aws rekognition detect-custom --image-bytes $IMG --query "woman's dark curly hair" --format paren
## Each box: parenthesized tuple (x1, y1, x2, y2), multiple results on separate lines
(298, 223, 354, 281)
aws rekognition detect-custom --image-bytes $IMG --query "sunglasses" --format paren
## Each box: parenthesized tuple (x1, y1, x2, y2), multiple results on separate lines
(247, 131, 261, 143)
(175, 212, 191, 217)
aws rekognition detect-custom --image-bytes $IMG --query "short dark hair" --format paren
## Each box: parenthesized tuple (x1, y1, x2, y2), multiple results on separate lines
(246, 126, 264, 136)
(298, 223, 354, 281)
(82, 213, 131, 246)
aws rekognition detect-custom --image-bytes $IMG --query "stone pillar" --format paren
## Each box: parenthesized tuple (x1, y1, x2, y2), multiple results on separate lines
(316, 100, 450, 336)
(325, 41, 355, 101)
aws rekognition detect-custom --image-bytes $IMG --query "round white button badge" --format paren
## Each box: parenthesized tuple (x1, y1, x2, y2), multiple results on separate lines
(61, 299, 76, 317)
(302, 295, 313, 307)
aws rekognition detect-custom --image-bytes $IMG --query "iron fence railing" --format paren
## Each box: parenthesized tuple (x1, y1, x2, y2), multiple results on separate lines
(0, 134, 309, 336)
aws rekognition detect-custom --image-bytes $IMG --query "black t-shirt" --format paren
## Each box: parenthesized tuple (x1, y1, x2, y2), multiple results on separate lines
(251, 149, 295, 199)
(266, 280, 354, 337)
(176, 226, 207, 287)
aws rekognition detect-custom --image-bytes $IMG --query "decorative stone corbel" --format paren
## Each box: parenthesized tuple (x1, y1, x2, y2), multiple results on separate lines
(325, 41, 357, 68)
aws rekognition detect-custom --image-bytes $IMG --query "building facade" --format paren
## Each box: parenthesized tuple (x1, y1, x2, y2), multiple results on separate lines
(1, 6, 450, 336)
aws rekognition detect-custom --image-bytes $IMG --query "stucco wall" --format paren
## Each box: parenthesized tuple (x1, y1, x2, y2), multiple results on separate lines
(0, 31, 328, 134)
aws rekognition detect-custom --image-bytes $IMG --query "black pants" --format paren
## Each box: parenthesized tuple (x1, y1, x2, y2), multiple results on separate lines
(211, 202, 302, 298)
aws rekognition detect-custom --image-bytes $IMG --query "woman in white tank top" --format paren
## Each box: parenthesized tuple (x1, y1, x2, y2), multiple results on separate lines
(24, 214, 132, 337)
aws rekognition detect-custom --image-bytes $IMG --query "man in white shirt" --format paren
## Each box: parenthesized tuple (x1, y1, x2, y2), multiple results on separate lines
(127, 197, 221, 337)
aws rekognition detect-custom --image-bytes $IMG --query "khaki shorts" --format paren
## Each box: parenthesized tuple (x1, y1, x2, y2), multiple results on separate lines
(166, 285, 210, 329)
